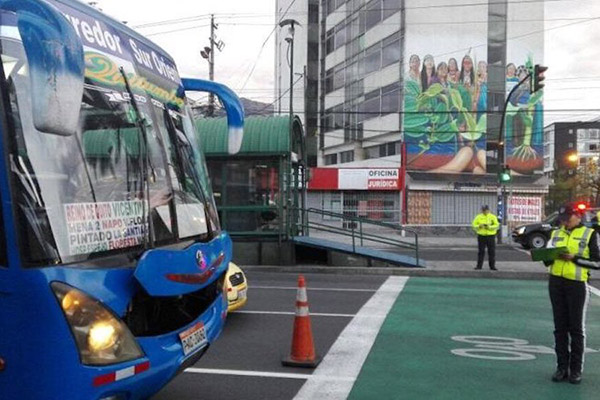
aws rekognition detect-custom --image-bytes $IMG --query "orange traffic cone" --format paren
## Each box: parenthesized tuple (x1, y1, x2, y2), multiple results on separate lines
(282, 275, 321, 368)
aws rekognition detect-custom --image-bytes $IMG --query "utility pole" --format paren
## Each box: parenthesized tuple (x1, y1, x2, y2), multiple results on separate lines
(279, 18, 299, 237)
(497, 72, 531, 243)
(208, 14, 216, 116)
(200, 15, 224, 117)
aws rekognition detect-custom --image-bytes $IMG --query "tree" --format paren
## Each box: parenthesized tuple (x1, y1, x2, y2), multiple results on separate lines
(578, 158, 600, 206)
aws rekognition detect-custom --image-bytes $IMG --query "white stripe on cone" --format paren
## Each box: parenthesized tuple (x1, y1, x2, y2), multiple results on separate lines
(297, 286, 308, 302)
(296, 306, 310, 317)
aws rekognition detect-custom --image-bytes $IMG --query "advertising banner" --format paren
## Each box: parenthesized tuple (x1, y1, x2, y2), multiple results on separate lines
(507, 196, 543, 222)
(308, 168, 402, 191)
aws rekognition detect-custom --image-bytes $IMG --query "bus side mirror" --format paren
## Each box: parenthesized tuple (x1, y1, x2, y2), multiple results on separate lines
(2, 0, 85, 136)
(181, 78, 244, 154)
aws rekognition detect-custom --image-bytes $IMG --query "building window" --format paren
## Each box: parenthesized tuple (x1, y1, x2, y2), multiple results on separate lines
(323, 108, 334, 132)
(340, 150, 354, 163)
(326, 28, 335, 55)
(324, 67, 334, 94)
(364, 44, 381, 75)
(333, 63, 345, 91)
(382, 0, 400, 20)
(334, 104, 344, 129)
(381, 33, 400, 67)
(334, 22, 346, 50)
(360, 89, 381, 120)
(324, 153, 338, 165)
(366, 0, 382, 30)
(381, 82, 400, 114)
(326, 0, 345, 16)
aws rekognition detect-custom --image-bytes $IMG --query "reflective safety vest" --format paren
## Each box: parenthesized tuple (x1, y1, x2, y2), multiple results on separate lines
(472, 213, 499, 236)
(549, 226, 594, 282)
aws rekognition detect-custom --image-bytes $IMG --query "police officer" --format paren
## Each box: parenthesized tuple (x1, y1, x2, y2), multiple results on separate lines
(472, 205, 499, 270)
(546, 203, 600, 384)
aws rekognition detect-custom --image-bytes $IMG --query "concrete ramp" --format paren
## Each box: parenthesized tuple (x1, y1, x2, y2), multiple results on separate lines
(292, 236, 425, 268)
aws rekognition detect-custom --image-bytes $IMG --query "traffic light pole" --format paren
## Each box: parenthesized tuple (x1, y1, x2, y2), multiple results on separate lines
(497, 72, 531, 244)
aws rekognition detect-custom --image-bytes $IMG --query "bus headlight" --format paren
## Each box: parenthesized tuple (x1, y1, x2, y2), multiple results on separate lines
(51, 282, 144, 365)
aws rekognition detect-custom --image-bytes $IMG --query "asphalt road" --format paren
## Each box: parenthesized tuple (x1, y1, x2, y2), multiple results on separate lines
(152, 272, 387, 400)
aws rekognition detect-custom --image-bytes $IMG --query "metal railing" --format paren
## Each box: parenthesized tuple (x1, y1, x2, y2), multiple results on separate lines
(296, 207, 420, 265)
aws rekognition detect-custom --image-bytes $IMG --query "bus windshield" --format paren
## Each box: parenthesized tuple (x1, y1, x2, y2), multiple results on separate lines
(0, 25, 217, 267)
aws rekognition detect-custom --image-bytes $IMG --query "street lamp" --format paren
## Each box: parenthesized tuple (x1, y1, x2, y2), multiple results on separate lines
(279, 19, 301, 236)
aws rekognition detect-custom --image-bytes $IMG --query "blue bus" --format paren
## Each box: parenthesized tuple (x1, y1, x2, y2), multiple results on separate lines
(0, 1, 244, 399)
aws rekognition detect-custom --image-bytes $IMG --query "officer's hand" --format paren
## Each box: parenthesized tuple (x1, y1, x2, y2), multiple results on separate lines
(558, 253, 575, 261)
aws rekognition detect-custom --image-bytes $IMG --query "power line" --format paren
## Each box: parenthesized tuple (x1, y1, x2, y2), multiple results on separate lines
(246, 75, 304, 117)
(237, 0, 299, 92)
(145, 24, 210, 37)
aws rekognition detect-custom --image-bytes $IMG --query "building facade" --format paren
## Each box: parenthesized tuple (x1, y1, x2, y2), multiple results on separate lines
(275, 0, 549, 227)
(544, 121, 600, 177)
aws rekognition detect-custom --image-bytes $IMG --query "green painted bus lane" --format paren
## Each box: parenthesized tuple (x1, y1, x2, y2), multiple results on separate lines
(349, 278, 600, 399)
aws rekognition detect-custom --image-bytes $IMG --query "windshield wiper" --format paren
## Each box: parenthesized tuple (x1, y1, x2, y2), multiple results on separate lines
(119, 67, 155, 250)
(163, 106, 214, 239)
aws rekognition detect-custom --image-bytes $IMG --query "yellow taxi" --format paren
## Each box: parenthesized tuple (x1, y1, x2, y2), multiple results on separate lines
(225, 262, 248, 311)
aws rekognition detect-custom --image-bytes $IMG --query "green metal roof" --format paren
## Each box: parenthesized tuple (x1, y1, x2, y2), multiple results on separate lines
(196, 116, 300, 155)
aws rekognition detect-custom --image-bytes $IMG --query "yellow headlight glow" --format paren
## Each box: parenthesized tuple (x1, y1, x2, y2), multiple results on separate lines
(88, 321, 118, 351)
(61, 291, 82, 313)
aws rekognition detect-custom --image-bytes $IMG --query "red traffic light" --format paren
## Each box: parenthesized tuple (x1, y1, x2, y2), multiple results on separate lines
(576, 202, 587, 211)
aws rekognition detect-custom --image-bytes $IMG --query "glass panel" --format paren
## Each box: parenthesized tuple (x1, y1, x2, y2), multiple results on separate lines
(1, 35, 210, 266)
(364, 45, 381, 75)
(382, 0, 400, 20)
(366, 0, 382, 30)
(382, 38, 400, 67)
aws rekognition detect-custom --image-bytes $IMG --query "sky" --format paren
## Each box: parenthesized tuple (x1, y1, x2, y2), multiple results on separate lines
(92, 0, 600, 125)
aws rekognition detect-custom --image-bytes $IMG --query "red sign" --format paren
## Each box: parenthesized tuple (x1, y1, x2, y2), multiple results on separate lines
(309, 168, 403, 191)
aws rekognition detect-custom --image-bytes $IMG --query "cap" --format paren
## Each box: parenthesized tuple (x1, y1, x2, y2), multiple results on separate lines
(557, 202, 585, 222)
(481, 205, 490, 211)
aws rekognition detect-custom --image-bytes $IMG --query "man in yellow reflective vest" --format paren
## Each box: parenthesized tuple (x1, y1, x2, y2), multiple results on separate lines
(471, 205, 499, 270)
(545, 203, 600, 384)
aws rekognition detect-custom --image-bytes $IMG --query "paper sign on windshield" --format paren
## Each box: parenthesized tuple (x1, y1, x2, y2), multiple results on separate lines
(64, 201, 148, 256)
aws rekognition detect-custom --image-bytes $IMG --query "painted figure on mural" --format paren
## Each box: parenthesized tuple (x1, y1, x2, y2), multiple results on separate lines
(408, 54, 421, 85)
(420, 54, 436, 91)
(473, 60, 487, 116)
(459, 55, 475, 92)
(447, 57, 459, 86)
(432, 62, 448, 88)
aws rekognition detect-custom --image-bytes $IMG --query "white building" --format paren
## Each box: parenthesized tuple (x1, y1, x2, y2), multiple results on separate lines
(275, 0, 549, 226)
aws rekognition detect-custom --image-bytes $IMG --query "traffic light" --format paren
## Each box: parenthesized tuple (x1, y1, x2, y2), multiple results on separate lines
(532, 64, 548, 93)
(575, 202, 588, 212)
(498, 165, 512, 184)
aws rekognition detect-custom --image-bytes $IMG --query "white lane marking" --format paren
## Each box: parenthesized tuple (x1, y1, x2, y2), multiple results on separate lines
(184, 368, 355, 382)
(293, 276, 409, 400)
(251, 285, 377, 292)
(185, 368, 309, 380)
(233, 310, 354, 318)
(590, 285, 600, 297)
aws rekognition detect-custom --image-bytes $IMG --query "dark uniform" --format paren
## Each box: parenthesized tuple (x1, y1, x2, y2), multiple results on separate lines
(545, 204, 600, 384)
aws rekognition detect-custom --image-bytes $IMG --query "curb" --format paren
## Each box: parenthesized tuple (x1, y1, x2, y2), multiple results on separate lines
(242, 265, 552, 281)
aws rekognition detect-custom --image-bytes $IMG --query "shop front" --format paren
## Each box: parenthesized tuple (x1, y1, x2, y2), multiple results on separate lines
(308, 167, 405, 226)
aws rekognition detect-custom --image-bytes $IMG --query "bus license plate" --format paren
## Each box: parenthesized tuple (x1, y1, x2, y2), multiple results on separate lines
(238, 288, 247, 300)
(179, 323, 207, 356)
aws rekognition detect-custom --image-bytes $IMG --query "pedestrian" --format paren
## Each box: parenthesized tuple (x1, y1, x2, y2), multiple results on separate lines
(471, 205, 499, 270)
(545, 203, 600, 384)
